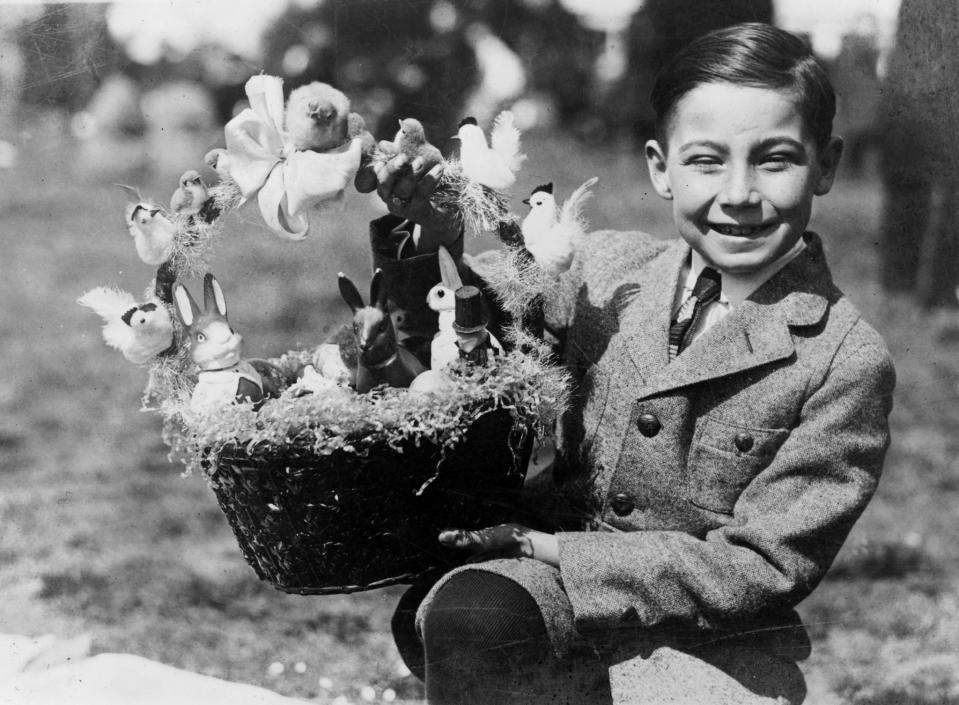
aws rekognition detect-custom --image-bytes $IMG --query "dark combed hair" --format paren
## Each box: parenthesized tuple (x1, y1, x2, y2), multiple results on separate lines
(651, 22, 836, 149)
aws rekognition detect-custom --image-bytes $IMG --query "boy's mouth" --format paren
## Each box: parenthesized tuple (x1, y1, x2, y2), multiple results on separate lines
(710, 223, 775, 237)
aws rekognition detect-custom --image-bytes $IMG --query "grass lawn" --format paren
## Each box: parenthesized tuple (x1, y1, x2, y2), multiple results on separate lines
(2, 111, 957, 704)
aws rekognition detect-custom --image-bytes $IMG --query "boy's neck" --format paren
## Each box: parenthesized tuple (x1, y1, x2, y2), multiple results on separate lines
(687, 236, 807, 307)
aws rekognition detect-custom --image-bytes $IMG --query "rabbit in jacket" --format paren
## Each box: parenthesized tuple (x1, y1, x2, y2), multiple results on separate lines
(173, 273, 286, 412)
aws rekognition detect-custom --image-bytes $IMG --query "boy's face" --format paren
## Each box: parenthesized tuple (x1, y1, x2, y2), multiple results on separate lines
(645, 83, 842, 275)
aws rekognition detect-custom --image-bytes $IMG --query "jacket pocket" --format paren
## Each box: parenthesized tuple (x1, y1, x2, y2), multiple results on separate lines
(686, 416, 789, 514)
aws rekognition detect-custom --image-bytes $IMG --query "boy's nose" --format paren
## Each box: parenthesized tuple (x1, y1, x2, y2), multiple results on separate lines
(717, 168, 761, 207)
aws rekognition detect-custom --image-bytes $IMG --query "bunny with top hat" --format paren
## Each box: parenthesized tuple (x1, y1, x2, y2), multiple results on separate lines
(453, 286, 502, 367)
(173, 273, 285, 412)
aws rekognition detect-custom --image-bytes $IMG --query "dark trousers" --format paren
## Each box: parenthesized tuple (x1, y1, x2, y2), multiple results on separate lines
(392, 571, 596, 704)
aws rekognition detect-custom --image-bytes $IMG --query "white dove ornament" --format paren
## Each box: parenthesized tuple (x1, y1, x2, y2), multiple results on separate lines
(78, 287, 174, 365)
(455, 111, 526, 191)
(521, 176, 598, 276)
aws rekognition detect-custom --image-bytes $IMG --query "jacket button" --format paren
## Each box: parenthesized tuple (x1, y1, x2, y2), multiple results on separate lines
(734, 432, 754, 453)
(610, 493, 635, 516)
(636, 413, 661, 437)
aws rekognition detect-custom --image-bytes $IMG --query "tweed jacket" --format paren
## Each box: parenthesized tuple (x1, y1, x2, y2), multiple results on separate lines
(544, 228, 895, 639)
(371, 215, 895, 653)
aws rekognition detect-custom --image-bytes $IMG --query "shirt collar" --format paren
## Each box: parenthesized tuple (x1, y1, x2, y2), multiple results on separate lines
(683, 237, 807, 308)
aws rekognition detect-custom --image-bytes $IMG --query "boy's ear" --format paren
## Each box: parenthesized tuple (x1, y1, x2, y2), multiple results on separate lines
(813, 136, 844, 196)
(645, 139, 673, 200)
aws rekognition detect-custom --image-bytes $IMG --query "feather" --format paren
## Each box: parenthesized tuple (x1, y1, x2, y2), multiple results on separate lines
(490, 110, 526, 173)
(78, 286, 137, 319)
(559, 176, 599, 229)
(78, 286, 138, 353)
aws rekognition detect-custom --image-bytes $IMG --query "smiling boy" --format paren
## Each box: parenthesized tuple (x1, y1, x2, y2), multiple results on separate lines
(375, 22, 896, 705)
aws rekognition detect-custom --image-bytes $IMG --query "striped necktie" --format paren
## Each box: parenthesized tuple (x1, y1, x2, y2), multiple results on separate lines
(668, 267, 722, 359)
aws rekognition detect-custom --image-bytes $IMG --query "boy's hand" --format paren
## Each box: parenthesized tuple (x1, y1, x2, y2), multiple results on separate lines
(439, 524, 560, 568)
(373, 154, 460, 253)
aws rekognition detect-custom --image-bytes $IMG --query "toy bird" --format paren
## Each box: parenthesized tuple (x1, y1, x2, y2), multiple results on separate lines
(285, 81, 351, 153)
(521, 177, 599, 276)
(455, 111, 526, 191)
(78, 286, 174, 365)
(120, 188, 176, 266)
(170, 169, 209, 216)
(390, 118, 445, 171)
(204, 148, 233, 181)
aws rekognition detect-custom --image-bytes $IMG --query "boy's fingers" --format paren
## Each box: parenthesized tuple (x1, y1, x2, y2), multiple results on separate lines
(438, 528, 482, 549)
(374, 154, 409, 201)
(392, 170, 419, 201)
(439, 525, 518, 551)
(413, 164, 444, 201)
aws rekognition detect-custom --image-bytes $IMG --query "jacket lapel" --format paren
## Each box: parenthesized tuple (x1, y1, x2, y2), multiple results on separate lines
(628, 233, 833, 399)
(617, 239, 689, 384)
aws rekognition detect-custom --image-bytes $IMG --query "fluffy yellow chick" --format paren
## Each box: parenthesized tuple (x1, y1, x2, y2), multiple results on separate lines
(285, 82, 351, 152)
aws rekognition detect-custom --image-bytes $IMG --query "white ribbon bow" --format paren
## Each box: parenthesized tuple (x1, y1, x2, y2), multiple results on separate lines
(223, 75, 361, 239)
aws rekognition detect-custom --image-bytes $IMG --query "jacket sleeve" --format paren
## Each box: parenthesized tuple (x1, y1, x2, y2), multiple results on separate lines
(556, 320, 896, 632)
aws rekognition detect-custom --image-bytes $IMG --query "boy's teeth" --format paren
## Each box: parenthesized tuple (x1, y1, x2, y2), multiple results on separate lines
(713, 224, 765, 236)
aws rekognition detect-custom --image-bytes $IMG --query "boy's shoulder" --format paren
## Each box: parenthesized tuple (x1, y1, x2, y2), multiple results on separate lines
(573, 228, 670, 278)
(771, 233, 894, 376)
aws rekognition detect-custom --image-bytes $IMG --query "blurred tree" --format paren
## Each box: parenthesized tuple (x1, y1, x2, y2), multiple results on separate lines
(261, 0, 479, 148)
(17, 4, 121, 114)
(878, 0, 959, 309)
(831, 20, 881, 176)
(460, 0, 604, 133)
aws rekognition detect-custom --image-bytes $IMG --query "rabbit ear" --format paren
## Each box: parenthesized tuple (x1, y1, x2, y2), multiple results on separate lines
(203, 273, 228, 318)
(173, 284, 200, 328)
(338, 272, 365, 313)
(369, 268, 388, 311)
(436, 245, 463, 291)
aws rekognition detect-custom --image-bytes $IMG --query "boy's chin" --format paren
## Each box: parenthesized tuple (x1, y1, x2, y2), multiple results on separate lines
(690, 230, 803, 274)
(696, 246, 789, 275)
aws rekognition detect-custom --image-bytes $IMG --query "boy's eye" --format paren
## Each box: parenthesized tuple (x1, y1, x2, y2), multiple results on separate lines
(683, 156, 722, 172)
(760, 153, 797, 171)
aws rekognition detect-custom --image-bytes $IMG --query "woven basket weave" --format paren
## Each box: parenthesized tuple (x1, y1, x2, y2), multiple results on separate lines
(209, 407, 533, 594)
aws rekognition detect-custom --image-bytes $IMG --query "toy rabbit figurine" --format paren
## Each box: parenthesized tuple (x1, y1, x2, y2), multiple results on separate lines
(338, 268, 426, 393)
(426, 245, 463, 370)
(173, 273, 284, 412)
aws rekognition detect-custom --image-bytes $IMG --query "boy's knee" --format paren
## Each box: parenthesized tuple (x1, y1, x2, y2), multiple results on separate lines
(421, 570, 549, 663)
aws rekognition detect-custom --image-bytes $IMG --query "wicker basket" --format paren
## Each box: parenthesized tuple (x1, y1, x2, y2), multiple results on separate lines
(208, 407, 533, 594)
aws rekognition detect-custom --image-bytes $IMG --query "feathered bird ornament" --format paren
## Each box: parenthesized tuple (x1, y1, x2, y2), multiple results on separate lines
(204, 148, 233, 181)
(389, 118, 445, 171)
(78, 286, 174, 365)
(521, 177, 599, 276)
(455, 111, 526, 191)
(285, 81, 351, 153)
(170, 169, 209, 216)
(117, 185, 177, 266)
